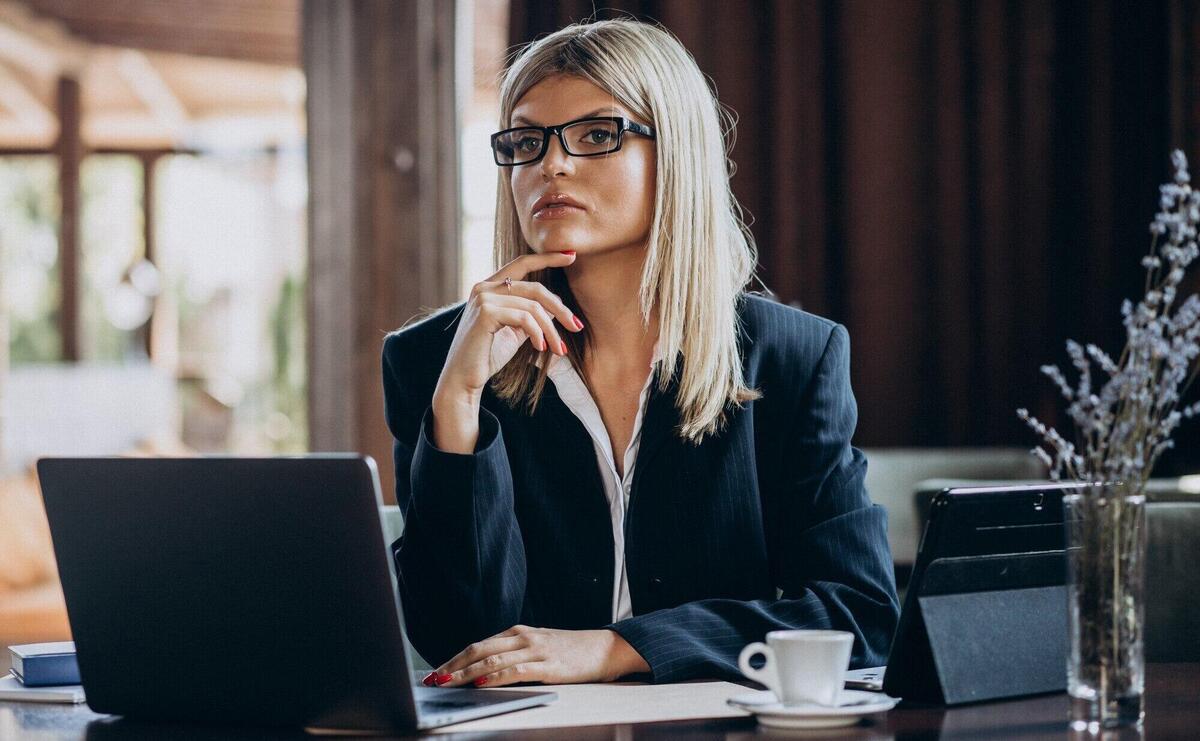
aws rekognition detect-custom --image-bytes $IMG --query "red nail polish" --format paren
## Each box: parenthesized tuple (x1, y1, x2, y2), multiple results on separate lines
(560, 341, 568, 355)
(474, 677, 489, 687)
(422, 672, 437, 686)
(562, 250, 576, 256)
(435, 674, 453, 686)
(573, 314, 584, 330)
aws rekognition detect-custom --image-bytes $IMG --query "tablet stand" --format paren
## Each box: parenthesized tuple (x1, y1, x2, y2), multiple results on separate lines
(897, 551, 1067, 705)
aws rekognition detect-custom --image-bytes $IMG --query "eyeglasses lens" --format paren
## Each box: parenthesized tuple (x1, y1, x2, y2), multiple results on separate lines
(493, 120, 621, 165)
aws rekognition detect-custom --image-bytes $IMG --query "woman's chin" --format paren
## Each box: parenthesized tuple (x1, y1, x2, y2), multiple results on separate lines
(532, 229, 592, 252)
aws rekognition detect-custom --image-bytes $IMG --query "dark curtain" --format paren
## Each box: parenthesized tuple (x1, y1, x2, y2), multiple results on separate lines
(509, 1, 1200, 472)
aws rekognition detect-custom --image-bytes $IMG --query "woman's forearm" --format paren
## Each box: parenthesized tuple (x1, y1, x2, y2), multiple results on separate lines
(398, 405, 529, 665)
(431, 384, 482, 453)
(604, 630, 651, 679)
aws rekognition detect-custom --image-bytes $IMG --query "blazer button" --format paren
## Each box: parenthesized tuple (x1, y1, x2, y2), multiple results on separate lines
(649, 576, 664, 589)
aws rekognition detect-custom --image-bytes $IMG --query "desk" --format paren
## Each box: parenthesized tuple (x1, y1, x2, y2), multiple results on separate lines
(1, 664, 1196, 740)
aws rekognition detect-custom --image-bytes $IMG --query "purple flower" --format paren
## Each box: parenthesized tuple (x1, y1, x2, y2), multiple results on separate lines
(1019, 150, 1200, 488)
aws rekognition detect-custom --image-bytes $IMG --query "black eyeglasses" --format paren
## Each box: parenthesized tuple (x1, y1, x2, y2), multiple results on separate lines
(490, 116, 656, 166)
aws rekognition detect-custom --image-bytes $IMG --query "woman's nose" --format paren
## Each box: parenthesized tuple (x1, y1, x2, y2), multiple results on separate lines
(539, 132, 575, 177)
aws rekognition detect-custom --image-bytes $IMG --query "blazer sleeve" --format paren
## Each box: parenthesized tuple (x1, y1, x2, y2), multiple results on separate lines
(605, 324, 900, 683)
(381, 333, 527, 668)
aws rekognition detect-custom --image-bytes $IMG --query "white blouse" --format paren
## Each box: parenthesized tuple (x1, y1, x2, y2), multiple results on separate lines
(491, 327, 657, 622)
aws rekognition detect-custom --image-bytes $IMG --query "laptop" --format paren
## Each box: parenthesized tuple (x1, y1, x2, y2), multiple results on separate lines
(847, 481, 1101, 700)
(36, 455, 556, 733)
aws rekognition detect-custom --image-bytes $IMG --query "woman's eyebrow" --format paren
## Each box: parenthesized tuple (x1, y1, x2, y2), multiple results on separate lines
(512, 107, 620, 125)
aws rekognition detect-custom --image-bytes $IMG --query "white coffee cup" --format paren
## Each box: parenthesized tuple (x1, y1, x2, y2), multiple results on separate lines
(738, 629, 854, 707)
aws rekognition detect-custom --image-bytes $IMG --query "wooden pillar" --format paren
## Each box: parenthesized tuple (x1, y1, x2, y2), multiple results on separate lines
(56, 76, 82, 362)
(140, 152, 159, 358)
(303, 0, 460, 502)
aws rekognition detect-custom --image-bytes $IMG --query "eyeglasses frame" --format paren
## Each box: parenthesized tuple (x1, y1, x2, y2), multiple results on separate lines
(490, 115, 656, 167)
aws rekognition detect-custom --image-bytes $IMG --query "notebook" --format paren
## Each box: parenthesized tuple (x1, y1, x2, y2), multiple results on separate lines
(9, 641, 81, 686)
(0, 672, 86, 704)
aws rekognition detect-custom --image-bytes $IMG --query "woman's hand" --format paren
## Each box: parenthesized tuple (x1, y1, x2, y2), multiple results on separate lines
(441, 251, 582, 394)
(422, 625, 651, 688)
(431, 251, 583, 452)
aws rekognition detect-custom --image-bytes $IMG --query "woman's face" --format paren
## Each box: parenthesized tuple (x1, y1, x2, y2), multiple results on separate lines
(508, 75, 656, 258)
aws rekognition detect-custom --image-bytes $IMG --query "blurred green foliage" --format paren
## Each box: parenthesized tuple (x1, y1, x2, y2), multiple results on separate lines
(2, 153, 308, 454)
(0, 156, 61, 364)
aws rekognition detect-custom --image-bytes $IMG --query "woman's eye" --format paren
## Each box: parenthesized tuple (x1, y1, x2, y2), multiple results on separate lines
(515, 137, 541, 152)
(584, 128, 613, 144)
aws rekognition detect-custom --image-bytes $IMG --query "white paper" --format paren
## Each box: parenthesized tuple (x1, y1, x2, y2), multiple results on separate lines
(429, 680, 750, 733)
(0, 673, 86, 704)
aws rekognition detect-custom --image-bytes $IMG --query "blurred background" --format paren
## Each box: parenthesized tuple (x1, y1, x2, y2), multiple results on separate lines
(1, 0, 1198, 658)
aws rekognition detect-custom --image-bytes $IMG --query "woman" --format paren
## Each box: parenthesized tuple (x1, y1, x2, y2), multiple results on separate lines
(381, 19, 898, 689)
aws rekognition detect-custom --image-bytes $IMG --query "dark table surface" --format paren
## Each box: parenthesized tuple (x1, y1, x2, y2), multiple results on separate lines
(2, 664, 1195, 740)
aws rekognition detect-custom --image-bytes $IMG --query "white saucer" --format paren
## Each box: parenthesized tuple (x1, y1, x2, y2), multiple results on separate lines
(726, 689, 898, 729)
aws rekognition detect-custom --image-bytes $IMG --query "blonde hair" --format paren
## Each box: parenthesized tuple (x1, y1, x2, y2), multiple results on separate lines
(491, 18, 760, 442)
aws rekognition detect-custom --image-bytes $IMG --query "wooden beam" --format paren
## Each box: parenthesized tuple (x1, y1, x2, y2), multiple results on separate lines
(24, 0, 298, 36)
(55, 74, 80, 362)
(115, 49, 188, 133)
(20, 0, 299, 65)
(46, 29, 294, 66)
(0, 14, 62, 78)
(0, 146, 199, 156)
(0, 62, 55, 134)
(0, 19, 59, 78)
(303, 0, 460, 501)
(0, 2, 85, 78)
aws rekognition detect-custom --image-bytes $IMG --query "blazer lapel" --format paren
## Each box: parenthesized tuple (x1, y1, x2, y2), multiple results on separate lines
(632, 359, 682, 482)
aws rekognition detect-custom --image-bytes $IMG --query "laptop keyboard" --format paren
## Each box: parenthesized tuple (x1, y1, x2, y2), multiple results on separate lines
(412, 669, 434, 685)
(420, 698, 477, 710)
(411, 670, 514, 716)
(415, 685, 511, 713)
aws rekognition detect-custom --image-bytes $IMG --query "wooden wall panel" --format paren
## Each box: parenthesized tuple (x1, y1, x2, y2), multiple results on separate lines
(303, 0, 459, 503)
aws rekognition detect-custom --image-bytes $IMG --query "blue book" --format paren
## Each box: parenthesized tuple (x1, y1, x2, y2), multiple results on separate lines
(8, 642, 80, 687)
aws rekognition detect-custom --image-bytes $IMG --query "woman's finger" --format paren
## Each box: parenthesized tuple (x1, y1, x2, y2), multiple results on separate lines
(476, 304, 548, 354)
(436, 635, 526, 676)
(489, 250, 576, 284)
(471, 661, 542, 687)
(454, 649, 537, 686)
(485, 295, 565, 355)
(473, 280, 582, 333)
(430, 636, 527, 684)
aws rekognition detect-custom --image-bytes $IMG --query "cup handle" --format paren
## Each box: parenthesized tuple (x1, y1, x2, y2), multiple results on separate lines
(738, 642, 779, 697)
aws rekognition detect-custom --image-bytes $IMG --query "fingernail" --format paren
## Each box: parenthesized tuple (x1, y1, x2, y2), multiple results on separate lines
(560, 341, 568, 355)
(474, 677, 489, 687)
(562, 250, 576, 256)
(435, 674, 453, 686)
(573, 314, 584, 330)
(538, 338, 546, 352)
(422, 672, 437, 686)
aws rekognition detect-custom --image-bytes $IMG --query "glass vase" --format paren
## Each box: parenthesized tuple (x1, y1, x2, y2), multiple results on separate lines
(1064, 483, 1146, 730)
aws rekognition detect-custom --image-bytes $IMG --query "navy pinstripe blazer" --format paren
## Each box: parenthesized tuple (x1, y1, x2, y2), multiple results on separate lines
(382, 293, 899, 683)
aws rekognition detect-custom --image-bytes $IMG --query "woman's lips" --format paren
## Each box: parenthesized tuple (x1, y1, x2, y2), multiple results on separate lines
(533, 204, 585, 220)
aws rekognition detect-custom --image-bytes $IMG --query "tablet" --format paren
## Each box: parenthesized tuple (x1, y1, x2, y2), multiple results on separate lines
(881, 481, 1102, 704)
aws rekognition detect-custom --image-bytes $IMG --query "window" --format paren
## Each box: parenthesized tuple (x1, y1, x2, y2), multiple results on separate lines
(459, 0, 510, 293)
(155, 150, 308, 452)
(80, 155, 146, 361)
(0, 156, 61, 364)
